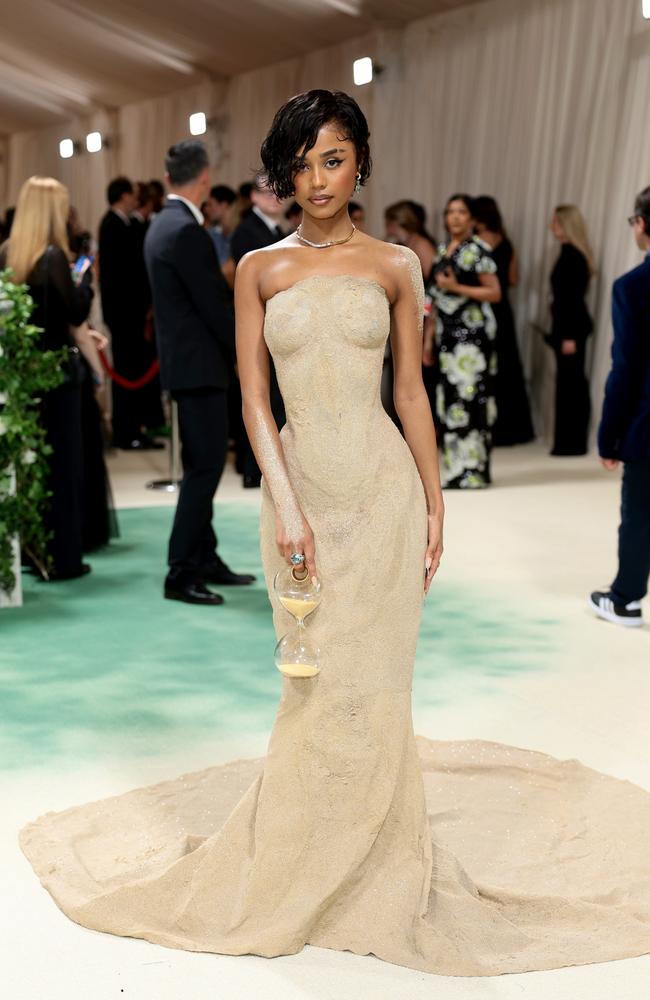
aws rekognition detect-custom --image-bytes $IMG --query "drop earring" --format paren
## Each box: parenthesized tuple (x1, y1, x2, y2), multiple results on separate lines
(354, 172, 361, 195)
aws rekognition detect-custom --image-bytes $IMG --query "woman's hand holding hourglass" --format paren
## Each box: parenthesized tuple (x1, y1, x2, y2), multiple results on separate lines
(275, 510, 319, 585)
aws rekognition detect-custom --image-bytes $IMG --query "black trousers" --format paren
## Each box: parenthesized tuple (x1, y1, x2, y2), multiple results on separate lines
(611, 458, 650, 604)
(41, 383, 85, 576)
(167, 387, 228, 585)
(108, 317, 154, 446)
(552, 343, 591, 455)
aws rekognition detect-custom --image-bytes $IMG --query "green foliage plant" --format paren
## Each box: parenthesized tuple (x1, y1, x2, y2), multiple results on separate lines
(0, 269, 65, 593)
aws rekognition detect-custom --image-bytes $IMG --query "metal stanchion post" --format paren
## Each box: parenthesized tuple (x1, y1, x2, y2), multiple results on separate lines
(146, 397, 181, 492)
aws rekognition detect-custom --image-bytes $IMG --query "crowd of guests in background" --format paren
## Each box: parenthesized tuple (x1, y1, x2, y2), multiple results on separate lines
(0, 161, 615, 586)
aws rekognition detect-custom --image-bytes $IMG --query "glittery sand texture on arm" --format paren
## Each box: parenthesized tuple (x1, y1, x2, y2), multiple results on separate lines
(251, 410, 304, 542)
(398, 245, 425, 332)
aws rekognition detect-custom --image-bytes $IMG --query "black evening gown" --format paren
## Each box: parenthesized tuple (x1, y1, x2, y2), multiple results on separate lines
(490, 239, 534, 446)
(0, 245, 94, 576)
(547, 244, 593, 456)
(80, 360, 119, 552)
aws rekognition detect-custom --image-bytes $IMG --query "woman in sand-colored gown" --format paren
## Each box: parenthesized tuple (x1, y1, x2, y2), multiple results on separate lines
(20, 91, 650, 978)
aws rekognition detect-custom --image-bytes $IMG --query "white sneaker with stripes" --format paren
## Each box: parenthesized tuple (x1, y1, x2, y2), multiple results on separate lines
(588, 591, 644, 628)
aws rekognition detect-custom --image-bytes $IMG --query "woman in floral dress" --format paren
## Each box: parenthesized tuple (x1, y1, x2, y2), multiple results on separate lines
(424, 194, 501, 488)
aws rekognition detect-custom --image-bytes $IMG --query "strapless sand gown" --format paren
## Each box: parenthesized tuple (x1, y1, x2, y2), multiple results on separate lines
(20, 273, 650, 976)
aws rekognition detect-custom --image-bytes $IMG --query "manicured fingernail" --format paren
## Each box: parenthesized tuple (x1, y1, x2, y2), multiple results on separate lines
(425, 559, 432, 571)
(312, 576, 318, 586)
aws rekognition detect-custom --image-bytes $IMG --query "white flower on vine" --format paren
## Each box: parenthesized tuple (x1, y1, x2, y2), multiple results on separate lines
(22, 449, 37, 465)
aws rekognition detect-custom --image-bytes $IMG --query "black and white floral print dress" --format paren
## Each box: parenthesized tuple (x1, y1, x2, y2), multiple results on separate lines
(429, 237, 498, 488)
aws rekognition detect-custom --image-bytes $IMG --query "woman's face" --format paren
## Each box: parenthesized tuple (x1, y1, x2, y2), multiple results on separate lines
(550, 213, 565, 240)
(445, 200, 472, 238)
(292, 123, 358, 219)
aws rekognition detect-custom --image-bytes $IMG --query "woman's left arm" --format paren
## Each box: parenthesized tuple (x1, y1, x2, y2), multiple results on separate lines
(391, 248, 444, 593)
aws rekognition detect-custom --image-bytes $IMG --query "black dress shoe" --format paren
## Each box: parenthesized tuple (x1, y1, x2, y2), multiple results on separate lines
(243, 474, 261, 489)
(41, 563, 92, 582)
(164, 581, 224, 605)
(202, 557, 256, 586)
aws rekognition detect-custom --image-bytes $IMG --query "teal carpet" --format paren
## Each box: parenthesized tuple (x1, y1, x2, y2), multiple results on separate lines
(0, 506, 557, 770)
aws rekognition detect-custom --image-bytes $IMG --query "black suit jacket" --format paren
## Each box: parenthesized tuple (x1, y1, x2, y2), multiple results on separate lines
(549, 243, 593, 347)
(98, 210, 139, 328)
(230, 210, 282, 263)
(144, 199, 235, 392)
(598, 254, 650, 461)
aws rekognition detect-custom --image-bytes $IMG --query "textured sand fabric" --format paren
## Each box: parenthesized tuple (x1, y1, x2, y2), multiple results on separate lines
(20, 272, 650, 975)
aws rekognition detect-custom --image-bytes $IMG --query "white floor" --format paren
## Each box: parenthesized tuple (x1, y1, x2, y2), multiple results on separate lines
(3, 442, 649, 1000)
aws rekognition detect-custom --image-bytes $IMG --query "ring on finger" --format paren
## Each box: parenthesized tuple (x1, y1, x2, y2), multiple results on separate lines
(290, 552, 305, 566)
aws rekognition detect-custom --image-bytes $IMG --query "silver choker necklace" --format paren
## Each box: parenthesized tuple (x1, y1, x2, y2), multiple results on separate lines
(296, 223, 356, 249)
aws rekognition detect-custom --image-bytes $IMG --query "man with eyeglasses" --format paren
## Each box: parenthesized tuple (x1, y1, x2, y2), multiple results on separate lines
(589, 187, 650, 627)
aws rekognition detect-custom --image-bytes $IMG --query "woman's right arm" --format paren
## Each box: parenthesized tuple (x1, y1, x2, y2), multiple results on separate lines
(235, 252, 319, 582)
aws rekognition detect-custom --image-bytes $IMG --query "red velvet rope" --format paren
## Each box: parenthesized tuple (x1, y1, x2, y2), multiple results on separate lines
(98, 351, 160, 390)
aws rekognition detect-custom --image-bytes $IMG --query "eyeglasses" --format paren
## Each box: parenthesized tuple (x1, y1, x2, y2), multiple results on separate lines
(628, 214, 640, 226)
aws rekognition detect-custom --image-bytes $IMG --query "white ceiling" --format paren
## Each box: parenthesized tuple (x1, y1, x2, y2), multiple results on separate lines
(1, 0, 484, 134)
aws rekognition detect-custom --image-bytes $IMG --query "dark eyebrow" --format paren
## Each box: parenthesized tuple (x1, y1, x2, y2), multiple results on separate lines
(319, 148, 347, 157)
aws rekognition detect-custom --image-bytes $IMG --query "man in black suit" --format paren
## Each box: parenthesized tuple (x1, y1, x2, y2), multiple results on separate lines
(144, 141, 255, 605)
(99, 176, 160, 450)
(130, 181, 164, 434)
(590, 186, 650, 628)
(230, 176, 286, 487)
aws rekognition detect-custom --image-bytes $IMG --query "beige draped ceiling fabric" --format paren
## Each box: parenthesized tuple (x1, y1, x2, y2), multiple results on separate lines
(3, 0, 650, 436)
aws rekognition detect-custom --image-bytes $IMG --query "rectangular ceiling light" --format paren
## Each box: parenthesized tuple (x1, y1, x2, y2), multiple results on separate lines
(86, 132, 102, 153)
(353, 57, 373, 86)
(644, 0, 650, 17)
(59, 138, 74, 159)
(189, 112, 207, 136)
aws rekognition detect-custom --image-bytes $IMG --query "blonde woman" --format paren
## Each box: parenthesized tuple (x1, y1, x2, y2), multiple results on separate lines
(0, 176, 93, 579)
(548, 204, 595, 455)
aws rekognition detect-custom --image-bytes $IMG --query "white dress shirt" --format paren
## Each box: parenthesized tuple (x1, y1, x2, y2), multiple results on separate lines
(252, 205, 281, 234)
(167, 194, 204, 226)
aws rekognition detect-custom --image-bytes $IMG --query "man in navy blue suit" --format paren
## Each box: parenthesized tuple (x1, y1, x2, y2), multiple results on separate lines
(590, 187, 650, 627)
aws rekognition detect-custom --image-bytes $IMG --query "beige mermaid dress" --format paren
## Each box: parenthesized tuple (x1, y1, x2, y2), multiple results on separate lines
(20, 273, 650, 976)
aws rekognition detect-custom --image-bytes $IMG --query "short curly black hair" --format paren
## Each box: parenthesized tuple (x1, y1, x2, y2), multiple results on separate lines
(260, 89, 372, 200)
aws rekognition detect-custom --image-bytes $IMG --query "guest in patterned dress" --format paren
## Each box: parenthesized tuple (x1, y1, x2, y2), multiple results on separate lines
(424, 194, 501, 488)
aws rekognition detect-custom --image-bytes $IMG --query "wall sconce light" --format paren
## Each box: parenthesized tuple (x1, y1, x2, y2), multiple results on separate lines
(86, 132, 102, 153)
(353, 57, 385, 86)
(353, 57, 373, 86)
(189, 112, 207, 136)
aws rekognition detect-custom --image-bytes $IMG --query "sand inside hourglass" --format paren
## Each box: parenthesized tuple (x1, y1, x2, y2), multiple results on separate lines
(279, 596, 319, 618)
(278, 662, 320, 678)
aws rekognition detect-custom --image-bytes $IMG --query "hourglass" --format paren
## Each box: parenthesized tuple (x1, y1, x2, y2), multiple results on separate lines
(273, 563, 322, 678)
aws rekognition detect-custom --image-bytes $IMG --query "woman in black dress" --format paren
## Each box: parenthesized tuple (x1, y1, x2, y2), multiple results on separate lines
(424, 194, 501, 489)
(3, 177, 94, 579)
(547, 205, 594, 456)
(473, 196, 534, 446)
